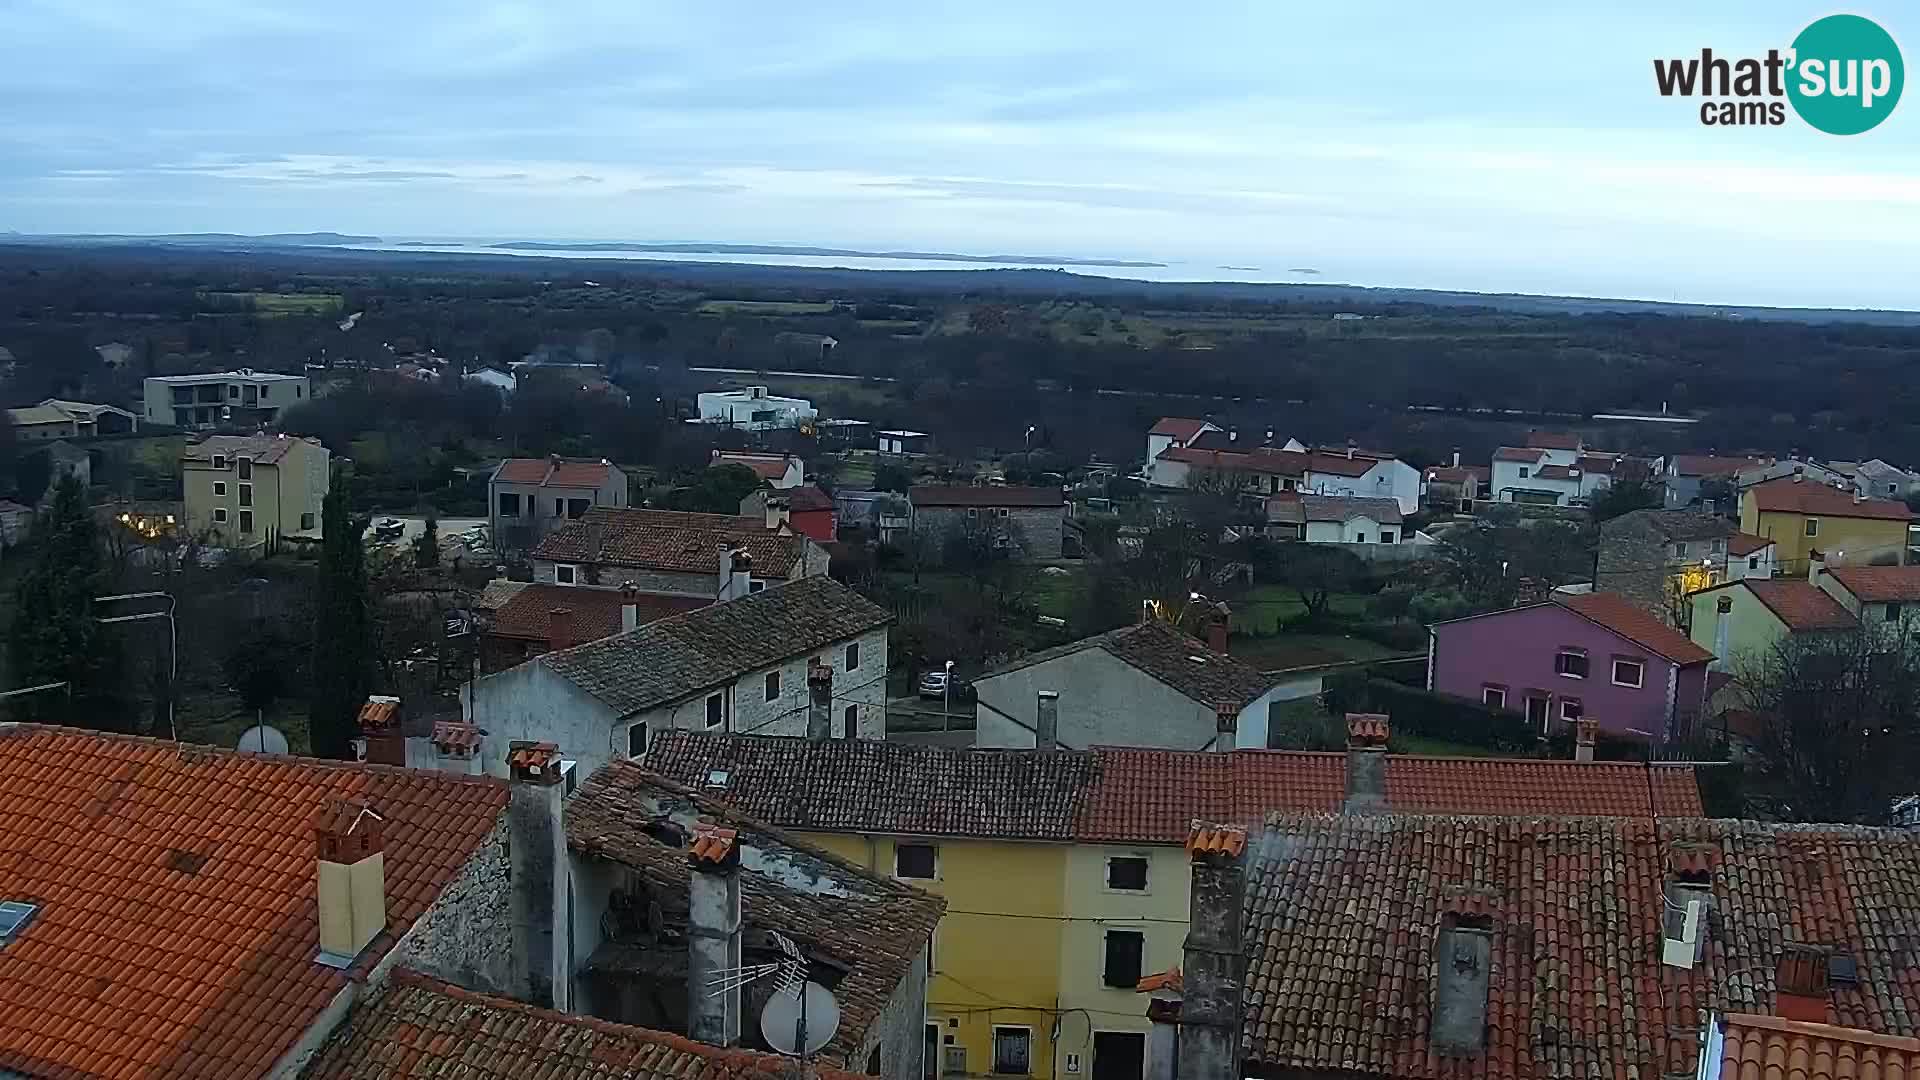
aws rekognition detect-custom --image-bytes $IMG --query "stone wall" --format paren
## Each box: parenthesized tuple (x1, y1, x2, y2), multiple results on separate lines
(398, 815, 515, 996)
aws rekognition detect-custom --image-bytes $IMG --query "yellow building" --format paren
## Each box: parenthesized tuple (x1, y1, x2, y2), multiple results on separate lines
(181, 433, 330, 550)
(1740, 475, 1912, 575)
(1688, 577, 1859, 671)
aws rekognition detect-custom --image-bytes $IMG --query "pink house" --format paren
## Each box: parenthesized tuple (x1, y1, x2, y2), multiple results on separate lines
(1427, 591, 1715, 743)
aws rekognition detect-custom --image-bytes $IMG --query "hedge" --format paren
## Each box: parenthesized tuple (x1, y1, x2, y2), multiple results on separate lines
(1322, 672, 1537, 753)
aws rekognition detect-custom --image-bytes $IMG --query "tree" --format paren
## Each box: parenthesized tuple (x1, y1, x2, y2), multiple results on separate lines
(669, 464, 763, 515)
(1271, 544, 1366, 622)
(310, 488, 373, 759)
(1591, 479, 1661, 522)
(873, 462, 913, 494)
(1433, 509, 1592, 611)
(4, 476, 124, 726)
(225, 629, 294, 716)
(414, 517, 440, 569)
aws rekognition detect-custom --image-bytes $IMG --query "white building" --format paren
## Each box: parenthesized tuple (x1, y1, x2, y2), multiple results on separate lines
(143, 369, 310, 429)
(1729, 533, 1778, 581)
(464, 367, 518, 394)
(695, 385, 816, 430)
(1143, 417, 1222, 486)
(1489, 433, 1627, 506)
(1147, 426, 1423, 515)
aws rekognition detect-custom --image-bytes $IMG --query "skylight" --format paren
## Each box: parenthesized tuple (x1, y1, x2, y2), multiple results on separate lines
(0, 900, 38, 942)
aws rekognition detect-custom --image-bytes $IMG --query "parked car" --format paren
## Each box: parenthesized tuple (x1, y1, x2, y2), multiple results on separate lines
(917, 671, 951, 700)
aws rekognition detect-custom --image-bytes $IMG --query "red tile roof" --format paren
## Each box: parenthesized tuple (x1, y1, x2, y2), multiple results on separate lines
(908, 484, 1066, 508)
(487, 583, 705, 643)
(1493, 447, 1545, 464)
(1748, 477, 1914, 521)
(783, 484, 834, 513)
(1826, 566, 1920, 604)
(1076, 748, 1703, 843)
(495, 457, 617, 488)
(1556, 590, 1717, 664)
(1424, 466, 1488, 485)
(305, 969, 871, 1080)
(1242, 814, 1920, 1080)
(1150, 417, 1213, 441)
(0, 725, 508, 1080)
(1136, 967, 1183, 993)
(1729, 531, 1775, 556)
(1536, 464, 1580, 480)
(1745, 579, 1860, 631)
(1526, 430, 1583, 450)
(1187, 822, 1247, 857)
(1576, 454, 1619, 475)
(1715, 1013, 1920, 1080)
(531, 507, 811, 575)
(710, 451, 793, 482)
(1158, 445, 1305, 476)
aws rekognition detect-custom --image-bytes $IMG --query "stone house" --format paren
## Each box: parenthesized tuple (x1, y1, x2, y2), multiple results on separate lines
(530, 506, 829, 596)
(908, 484, 1068, 560)
(1595, 509, 1737, 629)
(1663, 453, 1770, 511)
(489, 456, 628, 556)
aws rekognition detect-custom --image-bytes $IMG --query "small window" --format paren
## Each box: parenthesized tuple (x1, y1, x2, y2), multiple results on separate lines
(1525, 695, 1549, 730)
(846, 642, 860, 671)
(259, 386, 270, 400)
(992, 1027, 1031, 1076)
(1887, 603, 1904, 623)
(1671, 541, 1687, 558)
(764, 670, 781, 702)
(1102, 929, 1145, 988)
(237, 458, 253, 480)
(212, 454, 227, 470)
(895, 843, 937, 880)
(296, 385, 303, 398)
(238, 510, 253, 534)
(498, 492, 521, 516)
(1518, 467, 1529, 479)
(1711, 538, 1725, 554)
(238, 483, 252, 508)
(567, 497, 590, 518)
(213, 507, 228, 523)
(628, 722, 647, 757)
(301, 512, 316, 531)
(1106, 856, 1149, 892)
(1482, 685, 1506, 709)
(844, 704, 858, 737)
(1355, 532, 1368, 544)
(749, 580, 766, 593)
(227, 385, 238, 399)
(554, 498, 565, 517)
(1805, 518, 1820, 537)
(1380, 530, 1396, 544)
(1748, 556, 1760, 570)
(1554, 649, 1589, 679)
(554, 564, 576, 585)
(1560, 698, 1583, 722)
(1613, 658, 1645, 688)
(705, 693, 724, 729)
(213, 481, 226, 496)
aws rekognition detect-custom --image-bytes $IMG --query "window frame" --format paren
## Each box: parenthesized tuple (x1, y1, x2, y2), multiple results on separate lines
(705, 692, 725, 730)
(213, 507, 229, 524)
(1524, 694, 1550, 730)
(212, 481, 227, 497)
(238, 483, 252, 508)
(498, 491, 521, 517)
(1482, 684, 1507, 709)
(212, 454, 227, 470)
(894, 842, 938, 880)
(764, 670, 781, 702)
(1612, 657, 1646, 689)
(1554, 647, 1589, 679)
(844, 703, 859, 737)
(300, 512, 316, 531)
(990, 1026, 1032, 1076)
(1559, 697, 1583, 722)
(1886, 602, 1904, 623)
(238, 509, 253, 535)
(236, 457, 253, 480)
(1101, 927, 1146, 989)
(1105, 855, 1150, 893)
(1805, 518, 1820, 537)
(554, 564, 578, 586)
(627, 722, 647, 757)
(1748, 556, 1760, 570)
(846, 641, 861, 671)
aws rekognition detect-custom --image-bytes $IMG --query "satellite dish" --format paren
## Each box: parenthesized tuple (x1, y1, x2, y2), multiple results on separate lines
(760, 980, 840, 1057)
(235, 725, 289, 755)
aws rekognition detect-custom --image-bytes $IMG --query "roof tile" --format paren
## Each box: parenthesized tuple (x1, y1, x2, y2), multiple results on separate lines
(908, 484, 1066, 508)
(1745, 579, 1860, 631)
(532, 507, 812, 575)
(1749, 476, 1914, 521)
(1556, 590, 1717, 664)
(487, 584, 706, 643)
(1826, 566, 1920, 604)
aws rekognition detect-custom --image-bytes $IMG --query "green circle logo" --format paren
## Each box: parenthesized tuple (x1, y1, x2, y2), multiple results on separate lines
(1787, 14, 1904, 134)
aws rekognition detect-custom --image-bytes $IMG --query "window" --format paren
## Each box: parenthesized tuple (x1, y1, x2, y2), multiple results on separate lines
(259, 386, 270, 400)
(1671, 541, 1688, 558)
(1560, 698, 1583, 722)
(567, 497, 590, 518)
(296, 385, 303, 398)
(844, 704, 858, 737)
(1106, 856, 1149, 892)
(1554, 648, 1589, 679)
(1613, 658, 1646, 688)
(1355, 532, 1368, 544)
(238, 510, 253, 534)
(1805, 518, 1820, 537)
(1749, 556, 1760, 570)
(764, 670, 781, 702)
(213, 507, 228, 523)
(845, 642, 861, 671)
(966, 508, 978, 519)
(895, 843, 937, 879)
(1525, 695, 1549, 730)
(1518, 467, 1529, 478)
(1380, 530, 1396, 544)
(238, 483, 252, 507)
(705, 693, 724, 729)
(1482, 685, 1506, 709)
(554, 498, 564, 517)
(237, 458, 252, 480)
(554, 564, 576, 585)
(1102, 929, 1145, 988)
(498, 492, 521, 517)
(1887, 603, 1904, 623)
(212, 454, 227, 470)
(749, 580, 766, 593)
(227, 384, 238, 399)
(1711, 538, 1726, 554)
(866, 1046, 882, 1076)
(301, 512, 316, 531)
(992, 1028, 1031, 1075)
(212, 481, 227, 496)
(627, 722, 647, 757)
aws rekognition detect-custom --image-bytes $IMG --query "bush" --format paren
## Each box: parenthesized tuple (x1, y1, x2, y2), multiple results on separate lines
(1268, 707, 1346, 750)
(1347, 618, 1427, 652)
(1323, 673, 1538, 753)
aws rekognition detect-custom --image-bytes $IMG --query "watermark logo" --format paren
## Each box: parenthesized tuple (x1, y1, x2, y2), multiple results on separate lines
(1654, 13, 1903, 134)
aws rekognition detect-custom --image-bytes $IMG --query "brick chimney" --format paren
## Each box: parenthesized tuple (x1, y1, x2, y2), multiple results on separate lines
(1213, 701, 1237, 753)
(547, 608, 576, 652)
(688, 824, 744, 1048)
(507, 741, 570, 1010)
(1036, 690, 1059, 751)
(1775, 943, 1832, 1024)
(1180, 823, 1246, 1080)
(807, 657, 832, 740)
(1573, 717, 1598, 763)
(1344, 713, 1389, 812)
(1206, 607, 1230, 654)
(1809, 549, 1826, 584)
(358, 695, 404, 767)
(313, 798, 386, 966)
(621, 583, 640, 633)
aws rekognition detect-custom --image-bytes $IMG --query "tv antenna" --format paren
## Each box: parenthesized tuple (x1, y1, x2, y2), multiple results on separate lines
(706, 930, 841, 1059)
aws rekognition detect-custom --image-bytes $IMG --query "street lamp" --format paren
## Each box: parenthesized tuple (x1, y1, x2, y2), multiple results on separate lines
(943, 659, 955, 726)
(95, 591, 176, 741)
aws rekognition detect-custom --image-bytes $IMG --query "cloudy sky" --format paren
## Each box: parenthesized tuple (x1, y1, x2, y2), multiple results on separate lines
(3, 1, 1915, 308)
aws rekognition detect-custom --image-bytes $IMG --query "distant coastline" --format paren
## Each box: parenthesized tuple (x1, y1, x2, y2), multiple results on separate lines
(489, 240, 1165, 268)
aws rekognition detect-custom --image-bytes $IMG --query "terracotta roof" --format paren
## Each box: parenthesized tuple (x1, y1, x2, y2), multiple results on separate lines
(494, 457, 617, 488)
(430, 720, 481, 753)
(1299, 451, 1382, 478)
(1536, 464, 1581, 480)
(1424, 466, 1488, 485)
(539, 576, 889, 716)
(1265, 492, 1306, 524)
(531, 506, 810, 575)
(1075, 748, 1702, 843)
(1826, 566, 1920, 604)
(1242, 814, 1920, 1079)
(566, 763, 945, 1063)
(181, 433, 316, 466)
(1556, 590, 1716, 664)
(357, 695, 399, 730)
(908, 484, 1066, 508)
(1526, 431, 1583, 450)
(1674, 454, 1770, 478)
(783, 484, 834, 513)
(1576, 454, 1620, 475)
(1157, 445, 1306, 477)
(488, 583, 706, 643)
(641, 731, 1096, 840)
(1745, 580, 1860, 631)
(1715, 1013, 1920, 1080)
(0, 725, 507, 1080)
(305, 969, 870, 1080)
(1150, 417, 1214, 441)
(1729, 532, 1775, 556)
(1187, 821, 1247, 857)
(710, 452, 792, 482)
(978, 620, 1278, 718)
(1494, 447, 1545, 463)
(1748, 477, 1913, 521)
(1136, 967, 1183, 993)
(1297, 493, 1403, 525)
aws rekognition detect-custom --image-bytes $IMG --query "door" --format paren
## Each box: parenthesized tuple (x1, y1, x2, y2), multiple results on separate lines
(1093, 1032, 1145, 1080)
(1525, 695, 1550, 733)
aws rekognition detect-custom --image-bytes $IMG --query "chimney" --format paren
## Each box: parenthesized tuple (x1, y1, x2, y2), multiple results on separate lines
(765, 494, 791, 530)
(807, 657, 832, 740)
(358, 695, 404, 767)
(1432, 914, 1493, 1055)
(687, 824, 744, 1048)
(1346, 439, 1357, 460)
(1775, 943, 1832, 1024)
(1854, 489, 1867, 504)
(313, 798, 386, 966)
(1228, 429, 1237, 443)
(730, 550, 754, 601)
(621, 583, 639, 633)
(1036, 690, 1059, 751)
(1344, 713, 1389, 812)
(1713, 594, 1733, 670)
(1206, 607, 1230, 654)
(1213, 701, 1237, 753)
(1451, 448, 1461, 468)
(547, 608, 576, 652)
(507, 741, 571, 1010)
(1142, 973, 1183, 1080)
(1179, 823, 1246, 1080)
(1140, 599, 1154, 625)
(1809, 549, 1825, 584)
(1573, 717, 1597, 763)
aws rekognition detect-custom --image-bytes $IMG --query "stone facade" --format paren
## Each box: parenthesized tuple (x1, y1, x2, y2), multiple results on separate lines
(1596, 510, 1734, 629)
(397, 816, 516, 996)
(912, 504, 1066, 560)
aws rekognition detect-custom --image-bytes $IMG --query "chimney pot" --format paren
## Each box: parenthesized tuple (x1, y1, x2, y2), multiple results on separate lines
(1037, 690, 1060, 751)
(547, 608, 576, 652)
(1344, 713, 1389, 813)
(1206, 608, 1230, 655)
(807, 658, 832, 740)
(1179, 822, 1246, 1080)
(688, 823, 745, 1047)
(621, 582, 639, 633)
(1213, 701, 1237, 753)
(1573, 717, 1598, 763)
(1809, 550, 1825, 583)
(507, 740, 563, 785)
(313, 798, 387, 963)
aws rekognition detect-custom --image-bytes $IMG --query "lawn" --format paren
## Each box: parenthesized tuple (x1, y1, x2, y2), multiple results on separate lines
(1229, 632, 1398, 671)
(203, 291, 343, 316)
(856, 319, 924, 332)
(1229, 584, 1369, 634)
(696, 299, 838, 316)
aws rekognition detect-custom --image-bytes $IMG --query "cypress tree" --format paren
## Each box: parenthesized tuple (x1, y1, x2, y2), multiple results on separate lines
(309, 486, 372, 758)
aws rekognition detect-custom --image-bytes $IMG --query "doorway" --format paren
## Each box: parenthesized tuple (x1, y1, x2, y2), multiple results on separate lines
(1093, 1031, 1146, 1080)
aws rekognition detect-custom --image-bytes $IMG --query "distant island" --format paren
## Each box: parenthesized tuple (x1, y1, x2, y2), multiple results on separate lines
(489, 241, 1165, 268)
(5, 231, 381, 247)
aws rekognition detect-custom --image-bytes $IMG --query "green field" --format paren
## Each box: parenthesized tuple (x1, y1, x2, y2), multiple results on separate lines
(696, 299, 838, 315)
(1228, 633, 1397, 671)
(203, 291, 343, 315)
(1229, 584, 1370, 633)
(857, 319, 924, 332)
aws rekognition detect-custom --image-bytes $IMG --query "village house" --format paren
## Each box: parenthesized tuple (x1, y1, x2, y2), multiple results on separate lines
(1834, 457, 1920, 501)
(1595, 509, 1738, 628)
(740, 483, 837, 543)
(487, 456, 628, 556)
(908, 484, 1069, 560)
(1488, 432, 1630, 506)
(876, 429, 932, 455)
(1146, 426, 1423, 515)
(1729, 531, 1778, 579)
(1663, 453, 1770, 510)
(1740, 474, 1913, 576)
(710, 448, 806, 489)
(1421, 452, 1487, 512)
(474, 580, 707, 673)
(1816, 563, 1920, 633)
(5, 397, 138, 441)
(1263, 492, 1410, 545)
(834, 487, 912, 544)
(142, 367, 309, 428)
(696, 384, 817, 429)
(181, 432, 330, 550)
(1427, 590, 1715, 742)
(1688, 575, 1858, 670)
(461, 575, 890, 778)
(1143, 417, 1223, 486)
(530, 506, 829, 596)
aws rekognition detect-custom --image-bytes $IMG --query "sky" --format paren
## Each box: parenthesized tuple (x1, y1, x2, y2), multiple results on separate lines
(2, 1, 1916, 308)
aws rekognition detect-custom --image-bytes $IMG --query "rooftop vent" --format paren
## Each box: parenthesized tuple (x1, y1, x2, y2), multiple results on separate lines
(0, 901, 37, 942)
(1829, 952, 1859, 988)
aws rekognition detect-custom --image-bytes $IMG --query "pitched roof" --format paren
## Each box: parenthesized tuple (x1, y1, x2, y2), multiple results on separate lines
(1241, 814, 1920, 1080)
(1493, 446, 1545, 463)
(1536, 464, 1581, 480)
(1424, 465, 1488, 485)
(475, 577, 529, 611)
(1077, 749, 1703, 843)
(181, 433, 316, 465)
(711, 451, 794, 482)
(1714, 1013, 1920, 1080)
(908, 484, 1066, 508)
(1826, 566, 1920, 604)
(1729, 531, 1775, 556)
(1526, 430, 1583, 450)
(1748, 476, 1914, 521)
(0, 724, 508, 1080)
(1674, 454, 1770, 478)
(1746, 579, 1860, 631)
(979, 620, 1278, 717)
(783, 484, 834, 512)
(531, 507, 810, 575)
(1150, 417, 1214, 440)
(566, 763, 945, 1062)
(1157, 445, 1306, 476)
(1576, 454, 1620, 475)
(1602, 509, 1736, 542)
(641, 732, 1096, 840)
(306, 969, 870, 1080)
(488, 584, 707, 642)
(494, 457, 617, 487)
(1297, 493, 1403, 524)
(538, 576, 889, 716)
(1555, 590, 1716, 664)
(6, 406, 77, 426)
